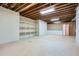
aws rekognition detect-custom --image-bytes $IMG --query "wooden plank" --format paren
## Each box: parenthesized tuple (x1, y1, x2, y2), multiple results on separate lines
(18, 3, 37, 12)
(24, 4, 76, 16)
(23, 3, 77, 17)
(24, 7, 75, 18)
(21, 3, 48, 15)
(22, 3, 60, 15)
(55, 3, 72, 9)
(0, 3, 2, 6)
(15, 4, 27, 11)
(22, 4, 60, 15)
(10, 3, 17, 8)
(40, 13, 75, 19)
(56, 4, 77, 11)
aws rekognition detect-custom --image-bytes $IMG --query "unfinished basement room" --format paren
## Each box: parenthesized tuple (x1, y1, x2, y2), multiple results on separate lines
(0, 3, 79, 56)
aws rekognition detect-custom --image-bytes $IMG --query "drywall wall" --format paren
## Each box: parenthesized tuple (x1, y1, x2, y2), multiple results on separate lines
(20, 16, 36, 39)
(63, 23, 69, 36)
(69, 22, 76, 36)
(63, 22, 76, 36)
(47, 23, 63, 35)
(76, 5, 79, 46)
(37, 20, 47, 36)
(0, 6, 19, 44)
(48, 23, 63, 30)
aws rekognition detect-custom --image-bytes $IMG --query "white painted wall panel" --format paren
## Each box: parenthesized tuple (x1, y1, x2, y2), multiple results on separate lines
(76, 5, 79, 46)
(38, 20, 47, 36)
(47, 23, 63, 35)
(47, 30, 63, 35)
(0, 6, 19, 44)
(20, 16, 36, 39)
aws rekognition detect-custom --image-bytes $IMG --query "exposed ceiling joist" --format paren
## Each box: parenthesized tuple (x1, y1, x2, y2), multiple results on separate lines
(24, 4, 77, 16)
(0, 3, 77, 23)
(18, 3, 37, 12)
(22, 3, 60, 15)
(55, 3, 73, 9)
(15, 4, 26, 11)
(24, 7, 75, 18)
(21, 3, 49, 15)
(40, 13, 75, 19)
(10, 3, 17, 8)
(56, 4, 77, 11)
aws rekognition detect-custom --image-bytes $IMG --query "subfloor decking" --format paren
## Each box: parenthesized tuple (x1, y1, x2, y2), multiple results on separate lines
(0, 35, 79, 56)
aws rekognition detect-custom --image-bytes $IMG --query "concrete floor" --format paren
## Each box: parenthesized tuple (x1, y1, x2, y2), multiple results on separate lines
(0, 35, 79, 56)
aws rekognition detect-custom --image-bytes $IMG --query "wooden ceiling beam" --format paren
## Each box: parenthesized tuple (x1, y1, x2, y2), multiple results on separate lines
(59, 14, 75, 18)
(22, 3, 61, 16)
(1, 3, 8, 7)
(40, 14, 75, 22)
(10, 3, 17, 8)
(40, 13, 75, 20)
(22, 3, 60, 15)
(56, 4, 77, 11)
(23, 4, 77, 16)
(59, 14, 75, 19)
(60, 17, 75, 22)
(21, 3, 49, 15)
(32, 7, 75, 17)
(30, 12, 75, 21)
(18, 3, 37, 12)
(55, 3, 73, 9)
(24, 7, 75, 18)
(33, 12, 75, 21)
(15, 3, 26, 11)
(0, 3, 2, 6)
(24, 12, 74, 20)
(42, 12, 75, 18)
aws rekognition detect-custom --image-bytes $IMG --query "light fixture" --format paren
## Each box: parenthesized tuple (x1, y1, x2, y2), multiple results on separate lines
(53, 21, 61, 23)
(40, 5, 55, 15)
(50, 17, 61, 23)
(50, 17, 59, 22)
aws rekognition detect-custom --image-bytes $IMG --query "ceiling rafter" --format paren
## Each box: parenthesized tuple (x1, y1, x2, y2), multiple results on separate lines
(24, 7, 76, 18)
(21, 3, 61, 15)
(23, 4, 77, 16)
(21, 3, 48, 15)
(40, 14, 75, 22)
(0, 3, 77, 22)
(18, 3, 38, 12)
(55, 3, 73, 8)
(15, 4, 27, 11)
(41, 13, 75, 19)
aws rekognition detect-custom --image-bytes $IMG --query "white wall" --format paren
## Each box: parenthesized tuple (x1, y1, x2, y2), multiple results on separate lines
(47, 23, 63, 35)
(20, 16, 36, 39)
(37, 20, 47, 36)
(47, 30, 63, 35)
(0, 6, 19, 44)
(76, 5, 79, 46)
